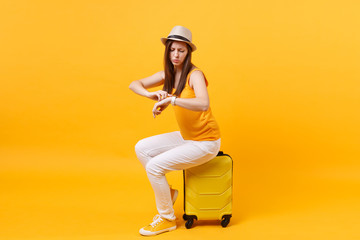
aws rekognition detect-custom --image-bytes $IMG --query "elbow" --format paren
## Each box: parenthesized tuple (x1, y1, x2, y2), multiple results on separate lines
(202, 105, 209, 111)
(129, 81, 135, 91)
(196, 98, 209, 111)
(200, 102, 209, 111)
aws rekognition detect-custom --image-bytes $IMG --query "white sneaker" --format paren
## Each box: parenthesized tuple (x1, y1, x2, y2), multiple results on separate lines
(139, 216, 176, 236)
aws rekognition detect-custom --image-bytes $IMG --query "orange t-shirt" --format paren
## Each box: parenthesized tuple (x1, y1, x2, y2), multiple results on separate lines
(173, 68, 221, 141)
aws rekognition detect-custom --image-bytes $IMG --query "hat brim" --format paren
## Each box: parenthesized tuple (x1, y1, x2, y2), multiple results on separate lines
(161, 37, 197, 52)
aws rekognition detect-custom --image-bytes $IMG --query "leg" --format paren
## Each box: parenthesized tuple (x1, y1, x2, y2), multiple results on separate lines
(134, 131, 185, 169)
(146, 139, 221, 220)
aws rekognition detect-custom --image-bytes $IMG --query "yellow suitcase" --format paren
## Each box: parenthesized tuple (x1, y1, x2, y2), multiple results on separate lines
(183, 151, 233, 228)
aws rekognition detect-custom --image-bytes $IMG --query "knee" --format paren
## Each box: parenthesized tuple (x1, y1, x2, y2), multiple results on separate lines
(145, 161, 163, 177)
(135, 139, 147, 156)
(135, 139, 151, 168)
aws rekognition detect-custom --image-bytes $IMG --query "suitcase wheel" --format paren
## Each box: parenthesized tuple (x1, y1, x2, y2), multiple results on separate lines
(184, 215, 197, 229)
(221, 215, 231, 227)
(185, 218, 194, 229)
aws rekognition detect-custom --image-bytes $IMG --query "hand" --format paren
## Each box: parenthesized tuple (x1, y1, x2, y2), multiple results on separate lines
(147, 90, 172, 101)
(152, 98, 171, 118)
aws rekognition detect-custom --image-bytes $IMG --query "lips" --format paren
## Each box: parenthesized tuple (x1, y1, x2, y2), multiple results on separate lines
(172, 59, 179, 63)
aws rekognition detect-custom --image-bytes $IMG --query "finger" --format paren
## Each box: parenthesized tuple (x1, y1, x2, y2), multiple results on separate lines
(160, 93, 166, 101)
(152, 103, 158, 113)
(154, 103, 163, 112)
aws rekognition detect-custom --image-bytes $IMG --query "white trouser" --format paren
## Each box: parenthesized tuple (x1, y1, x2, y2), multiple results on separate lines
(135, 131, 221, 221)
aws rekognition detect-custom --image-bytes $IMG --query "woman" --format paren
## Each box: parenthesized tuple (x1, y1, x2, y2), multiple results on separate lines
(129, 25, 221, 236)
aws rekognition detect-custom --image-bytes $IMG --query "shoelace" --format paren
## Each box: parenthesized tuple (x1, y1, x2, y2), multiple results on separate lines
(150, 216, 164, 227)
(153, 214, 160, 221)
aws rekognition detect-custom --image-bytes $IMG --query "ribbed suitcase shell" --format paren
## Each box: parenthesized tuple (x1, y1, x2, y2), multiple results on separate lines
(183, 152, 233, 228)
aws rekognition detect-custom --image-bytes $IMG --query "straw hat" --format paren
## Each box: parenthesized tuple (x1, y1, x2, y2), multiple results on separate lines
(161, 26, 197, 51)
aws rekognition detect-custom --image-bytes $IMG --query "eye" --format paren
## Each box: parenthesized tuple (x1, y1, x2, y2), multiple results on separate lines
(180, 50, 185, 53)
(170, 48, 175, 52)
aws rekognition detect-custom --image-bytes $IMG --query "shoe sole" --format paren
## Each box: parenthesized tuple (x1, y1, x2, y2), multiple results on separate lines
(139, 225, 176, 236)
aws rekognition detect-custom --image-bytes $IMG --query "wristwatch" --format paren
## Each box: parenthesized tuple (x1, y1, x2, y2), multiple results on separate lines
(171, 96, 177, 106)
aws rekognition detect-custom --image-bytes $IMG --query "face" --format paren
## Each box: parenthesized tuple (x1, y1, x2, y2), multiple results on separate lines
(169, 41, 189, 67)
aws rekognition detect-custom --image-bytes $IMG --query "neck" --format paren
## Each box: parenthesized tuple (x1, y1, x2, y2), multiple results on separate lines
(174, 64, 183, 73)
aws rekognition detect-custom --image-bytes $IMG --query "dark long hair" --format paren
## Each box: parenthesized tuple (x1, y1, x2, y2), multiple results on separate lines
(162, 40, 194, 96)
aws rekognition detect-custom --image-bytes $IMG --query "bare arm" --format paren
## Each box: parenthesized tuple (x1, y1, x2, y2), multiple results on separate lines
(129, 71, 170, 101)
(152, 70, 210, 118)
(174, 70, 210, 111)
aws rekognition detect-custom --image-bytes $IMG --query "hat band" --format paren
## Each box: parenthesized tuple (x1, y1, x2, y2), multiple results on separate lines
(167, 35, 191, 43)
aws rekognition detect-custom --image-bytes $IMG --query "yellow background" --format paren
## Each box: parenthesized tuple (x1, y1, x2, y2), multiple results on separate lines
(1, 0, 359, 239)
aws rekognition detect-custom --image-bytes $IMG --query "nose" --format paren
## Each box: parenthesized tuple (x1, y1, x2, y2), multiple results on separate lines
(174, 50, 179, 57)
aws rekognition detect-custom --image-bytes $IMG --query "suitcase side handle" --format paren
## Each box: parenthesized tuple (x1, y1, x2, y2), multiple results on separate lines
(217, 151, 232, 159)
